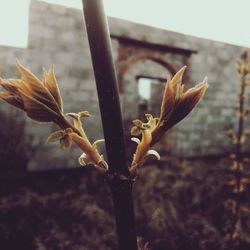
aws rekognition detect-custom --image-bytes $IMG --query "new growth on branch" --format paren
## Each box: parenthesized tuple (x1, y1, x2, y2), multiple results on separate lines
(0, 61, 208, 177)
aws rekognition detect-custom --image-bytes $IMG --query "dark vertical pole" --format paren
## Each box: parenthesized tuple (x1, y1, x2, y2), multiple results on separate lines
(82, 0, 128, 175)
(81, 1, 137, 249)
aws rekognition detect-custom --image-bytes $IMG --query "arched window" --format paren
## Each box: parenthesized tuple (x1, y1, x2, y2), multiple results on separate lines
(137, 76, 166, 119)
(121, 59, 172, 122)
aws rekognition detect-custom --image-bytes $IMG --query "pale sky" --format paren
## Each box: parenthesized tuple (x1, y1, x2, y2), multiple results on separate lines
(0, 0, 250, 48)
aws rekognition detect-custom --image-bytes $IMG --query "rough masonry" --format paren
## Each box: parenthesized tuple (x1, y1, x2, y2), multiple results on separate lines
(0, 0, 245, 170)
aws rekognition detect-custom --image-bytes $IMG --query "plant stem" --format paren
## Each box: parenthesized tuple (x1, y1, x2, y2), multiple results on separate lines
(236, 74, 245, 161)
(81, 0, 137, 249)
(230, 71, 246, 239)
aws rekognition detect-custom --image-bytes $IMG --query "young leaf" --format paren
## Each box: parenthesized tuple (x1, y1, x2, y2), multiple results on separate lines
(47, 130, 65, 143)
(17, 87, 60, 122)
(43, 65, 63, 112)
(92, 139, 105, 150)
(79, 111, 90, 117)
(0, 92, 24, 110)
(66, 112, 88, 137)
(16, 60, 61, 115)
(131, 126, 141, 136)
(60, 134, 72, 149)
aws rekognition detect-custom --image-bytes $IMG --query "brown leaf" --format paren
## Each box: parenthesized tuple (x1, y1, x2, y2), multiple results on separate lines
(0, 79, 19, 93)
(152, 76, 208, 145)
(167, 80, 208, 128)
(171, 66, 186, 88)
(16, 60, 61, 114)
(159, 78, 175, 123)
(16, 59, 42, 85)
(0, 92, 24, 110)
(17, 87, 60, 122)
(47, 130, 65, 142)
(43, 65, 63, 112)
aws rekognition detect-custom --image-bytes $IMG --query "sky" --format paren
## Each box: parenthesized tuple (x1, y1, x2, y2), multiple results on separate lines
(0, 0, 250, 48)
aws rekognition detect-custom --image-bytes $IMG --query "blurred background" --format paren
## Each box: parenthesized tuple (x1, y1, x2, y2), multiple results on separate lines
(0, 0, 250, 249)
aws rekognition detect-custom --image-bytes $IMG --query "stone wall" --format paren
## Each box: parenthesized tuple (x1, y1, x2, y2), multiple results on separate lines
(108, 19, 244, 157)
(0, 0, 245, 170)
(0, 0, 101, 170)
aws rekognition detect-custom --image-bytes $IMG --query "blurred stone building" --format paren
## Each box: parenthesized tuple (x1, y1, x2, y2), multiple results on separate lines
(0, 0, 244, 170)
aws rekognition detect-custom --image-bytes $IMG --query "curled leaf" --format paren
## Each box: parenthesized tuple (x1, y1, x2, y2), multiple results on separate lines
(47, 128, 73, 150)
(131, 137, 141, 145)
(97, 155, 109, 170)
(130, 129, 152, 174)
(66, 113, 78, 119)
(79, 111, 90, 117)
(78, 148, 108, 173)
(92, 139, 105, 150)
(66, 111, 90, 138)
(47, 130, 65, 142)
(146, 149, 160, 160)
(131, 114, 158, 137)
